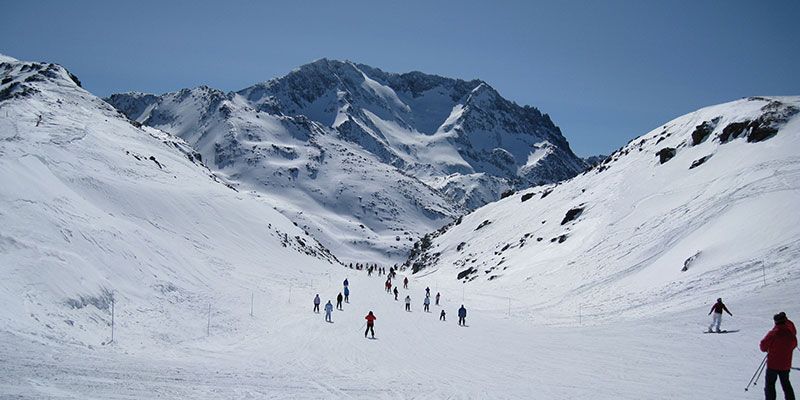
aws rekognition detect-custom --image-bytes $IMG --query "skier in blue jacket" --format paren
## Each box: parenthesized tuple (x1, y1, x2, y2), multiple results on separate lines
(324, 301, 333, 322)
(344, 286, 350, 303)
(458, 305, 467, 326)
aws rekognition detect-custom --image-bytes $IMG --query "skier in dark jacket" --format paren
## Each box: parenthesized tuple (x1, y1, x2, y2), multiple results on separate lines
(336, 292, 343, 310)
(343, 278, 349, 288)
(760, 312, 797, 400)
(403, 277, 409, 289)
(425, 287, 430, 297)
(707, 298, 732, 333)
(458, 305, 467, 326)
(435, 292, 440, 306)
(344, 286, 350, 303)
(364, 311, 377, 338)
(393, 286, 399, 301)
(313, 294, 321, 313)
(440, 309, 446, 321)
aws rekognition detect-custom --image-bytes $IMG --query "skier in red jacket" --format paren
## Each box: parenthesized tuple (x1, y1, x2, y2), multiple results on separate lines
(760, 312, 797, 400)
(364, 311, 377, 339)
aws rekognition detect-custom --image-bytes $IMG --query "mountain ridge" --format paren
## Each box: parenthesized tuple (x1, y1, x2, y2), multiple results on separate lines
(106, 59, 587, 262)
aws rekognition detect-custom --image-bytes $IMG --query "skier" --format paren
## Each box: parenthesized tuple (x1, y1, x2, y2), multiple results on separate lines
(425, 287, 430, 297)
(365, 311, 377, 338)
(324, 300, 333, 322)
(313, 294, 321, 313)
(393, 286, 399, 301)
(405, 295, 411, 312)
(440, 309, 446, 321)
(760, 312, 797, 400)
(423, 295, 431, 312)
(707, 298, 733, 333)
(344, 286, 350, 303)
(435, 292, 440, 306)
(403, 277, 409, 289)
(458, 305, 467, 326)
(343, 278, 349, 288)
(336, 292, 343, 310)
(385, 279, 392, 293)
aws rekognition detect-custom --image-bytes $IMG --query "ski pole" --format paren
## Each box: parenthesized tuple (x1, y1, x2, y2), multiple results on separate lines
(753, 355, 768, 386)
(745, 355, 768, 391)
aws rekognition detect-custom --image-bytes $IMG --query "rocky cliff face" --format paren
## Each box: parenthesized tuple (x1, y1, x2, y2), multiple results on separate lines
(106, 59, 587, 262)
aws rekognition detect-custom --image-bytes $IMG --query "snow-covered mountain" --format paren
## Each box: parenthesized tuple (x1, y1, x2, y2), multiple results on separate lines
(0, 54, 339, 347)
(106, 60, 586, 263)
(405, 96, 800, 322)
(4, 53, 800, 399)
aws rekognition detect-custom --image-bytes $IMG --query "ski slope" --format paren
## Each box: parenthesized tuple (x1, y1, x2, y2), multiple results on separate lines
(0, 270, 795, 399)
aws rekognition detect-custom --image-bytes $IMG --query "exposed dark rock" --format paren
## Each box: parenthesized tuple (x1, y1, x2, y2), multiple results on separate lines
(561, 207, 584, 225)
(656, 147, 676, 164)
(457, 267, 477, 280)
(521, 192, 534, 202)
(148, 156, 163, 169)
(541, 189, 553, 199)
(550, 234, 568, 243)
(746, 102, 798, 142)
(682, 251, 701, 272)
(689, 155, 711, 170)
(719, 121, 751, 143)
(691, 117, 720, 145)
(457, 242, 466, 251)
(500, 189, 516, 199)
(475, 220, 492, 231)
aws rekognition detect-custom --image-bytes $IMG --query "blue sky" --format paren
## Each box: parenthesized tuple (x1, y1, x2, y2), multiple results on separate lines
(2, 0, 798, 156)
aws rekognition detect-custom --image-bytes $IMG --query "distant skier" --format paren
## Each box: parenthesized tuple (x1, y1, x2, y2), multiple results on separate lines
(343, 278, 349, 289)
(707, 298, 733, 333)
(324, 300, 333, 322)
(385, 279, 392, 293)
(435, 292, 440, 306)
(344, 286, 350, 303)
(313, 294, 321, 313)
(760, 312, 797, 400)
(425, 287, 430, 297)
(403, 277, 409, 289)
(458, 305, 467, 326)
(440, 309, 446, 321)
(423, 295, 431, 312)
(364, 311, 377, 338)
(336, 292, 343, 310)
(393, 287, 399, 301)
(405, 295, 411, 312)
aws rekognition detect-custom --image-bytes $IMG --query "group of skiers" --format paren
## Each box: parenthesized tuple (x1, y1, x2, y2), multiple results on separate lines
(707, 298, 797, 399)
(312, 266, 470, 338)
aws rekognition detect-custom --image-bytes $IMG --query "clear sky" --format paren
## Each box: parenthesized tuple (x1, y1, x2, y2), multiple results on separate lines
(2, 0, 798, 156)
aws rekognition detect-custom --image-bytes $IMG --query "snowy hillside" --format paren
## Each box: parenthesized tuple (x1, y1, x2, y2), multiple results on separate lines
(106, 60, 586, 263)
(2, 54, 799, 400)
(0, 55, 339, 348)
(406, 96, 800, 323)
